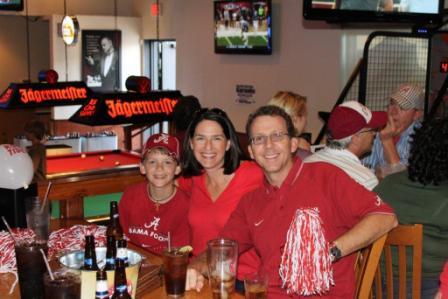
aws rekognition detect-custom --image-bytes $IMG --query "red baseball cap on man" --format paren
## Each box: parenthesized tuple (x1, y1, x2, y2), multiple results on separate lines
(142, 133, 180, 161)
(327, 101, 387, 140)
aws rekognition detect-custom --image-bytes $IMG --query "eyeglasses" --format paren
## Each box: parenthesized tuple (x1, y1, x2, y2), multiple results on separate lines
(250, 132, 290, 145)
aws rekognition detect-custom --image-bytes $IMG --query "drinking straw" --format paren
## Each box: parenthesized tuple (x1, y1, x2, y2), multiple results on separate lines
(40, 248, 54, 281)
(40, 181, 52, 213)
(167, 232, 171, 252)
(1, 216, 17, 243)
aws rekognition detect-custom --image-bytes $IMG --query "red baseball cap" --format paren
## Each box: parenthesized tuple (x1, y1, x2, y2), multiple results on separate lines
(327, 101, 387, 140)
(142, 133, 180, 160)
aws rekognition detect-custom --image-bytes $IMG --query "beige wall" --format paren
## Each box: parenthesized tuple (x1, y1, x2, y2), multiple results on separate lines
(138, 0, 345, 138)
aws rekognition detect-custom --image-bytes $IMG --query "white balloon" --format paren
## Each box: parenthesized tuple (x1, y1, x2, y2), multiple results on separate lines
(0, 144, 34, 190)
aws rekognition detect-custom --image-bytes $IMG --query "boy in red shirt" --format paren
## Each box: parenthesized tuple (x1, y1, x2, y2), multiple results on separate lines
(119, 133, 190, 254)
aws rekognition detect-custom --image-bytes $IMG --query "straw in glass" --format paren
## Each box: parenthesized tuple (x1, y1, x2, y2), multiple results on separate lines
(40, 248, 54, 281)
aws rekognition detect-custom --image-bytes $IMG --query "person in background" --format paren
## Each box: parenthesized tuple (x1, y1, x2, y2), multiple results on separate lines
(178, 108, 264, 291)
(186, 105, 397, 298)
(268, 91, 311, 158)
(374, 118, 448, 299)
(306, 101, 387, 190)
(363, 83, 423, 178)
(119, 133, 190, 254)
(24, 120, 47, 182)
(435, 262, 448, 299)
(172, 95, 201, 145)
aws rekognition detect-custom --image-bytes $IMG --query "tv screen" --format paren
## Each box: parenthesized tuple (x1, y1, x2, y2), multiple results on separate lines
(0, 0, 23, 11)
(214, 0, 272, 55)
(303, 0, 443, 24)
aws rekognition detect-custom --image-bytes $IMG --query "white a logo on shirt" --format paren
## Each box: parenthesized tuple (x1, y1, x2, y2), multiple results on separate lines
(144, 216, 161, 231)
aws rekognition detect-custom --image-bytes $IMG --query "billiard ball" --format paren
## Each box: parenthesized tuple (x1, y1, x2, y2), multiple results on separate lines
(81, 154, 86, 159)
(99, 155, 104, 161)
(115, 161, 120, 166)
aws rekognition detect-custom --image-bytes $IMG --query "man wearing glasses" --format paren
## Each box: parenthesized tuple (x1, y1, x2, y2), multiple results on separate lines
(362, 84, 423, 178)
(305, 101, 387, 190)
(186, 105, 397, 298)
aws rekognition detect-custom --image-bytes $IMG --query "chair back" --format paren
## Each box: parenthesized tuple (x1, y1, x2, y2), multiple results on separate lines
(373, 224, 423, 299)
(355, 233, 388, 298)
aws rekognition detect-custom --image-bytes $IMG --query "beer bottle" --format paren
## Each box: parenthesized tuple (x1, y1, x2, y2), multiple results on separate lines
(111, 259, 131, 299)
(106, 201, 123, 240)
(83, 235, 99, 270)
(95, 270, 109, 299)
(104, 235, 117, 271)
(116, 239, 129, 267)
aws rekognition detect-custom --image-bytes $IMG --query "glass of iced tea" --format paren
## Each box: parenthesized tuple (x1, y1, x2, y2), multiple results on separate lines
(244, 272, 268, 299)
(207, 239, 238, 299)
(163, 248, 189, 297)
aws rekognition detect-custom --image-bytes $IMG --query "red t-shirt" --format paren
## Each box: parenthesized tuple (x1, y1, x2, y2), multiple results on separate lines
(118, 182, 190, 255)
(221, 158, 395, 298)
(178, 161, 264, 280)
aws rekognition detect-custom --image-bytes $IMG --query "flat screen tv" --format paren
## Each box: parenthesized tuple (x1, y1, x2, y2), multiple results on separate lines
(303, 0, 443, 24)
(214, 0, 272, 55)
(0, 0, 23, 11)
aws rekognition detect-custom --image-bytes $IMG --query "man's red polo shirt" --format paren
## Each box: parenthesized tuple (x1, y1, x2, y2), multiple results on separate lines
(221, 158, 394, 298)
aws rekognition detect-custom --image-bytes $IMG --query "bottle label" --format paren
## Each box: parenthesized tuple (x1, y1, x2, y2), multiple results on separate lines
(113, 213, 119, 219)
(106, 258, 115, 265)
(115, 284, 128, 294)
(95, 281, 109, 298)
(117, 248, 128, 260)
(84, 258, 93, 266)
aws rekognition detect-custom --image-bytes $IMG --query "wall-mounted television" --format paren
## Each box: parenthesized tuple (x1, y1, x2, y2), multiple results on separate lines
(0, 0, 23, 11)
(214, 0, 272, 55)
(303, 0, 443, 24)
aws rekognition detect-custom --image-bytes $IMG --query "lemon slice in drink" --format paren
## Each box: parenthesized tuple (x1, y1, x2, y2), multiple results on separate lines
(178, 245, 193, 254)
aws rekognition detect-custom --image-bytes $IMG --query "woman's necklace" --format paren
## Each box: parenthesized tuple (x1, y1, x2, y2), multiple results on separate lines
(146, 185, 176, 211)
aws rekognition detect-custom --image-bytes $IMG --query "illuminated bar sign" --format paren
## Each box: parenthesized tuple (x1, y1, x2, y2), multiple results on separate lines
(69, 90, 182, 125)
(0, 81, 90, 109)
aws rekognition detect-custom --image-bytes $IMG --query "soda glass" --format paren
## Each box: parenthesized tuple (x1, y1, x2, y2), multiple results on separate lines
(163, 248, 189, 297)
(244, 272, 268, 299)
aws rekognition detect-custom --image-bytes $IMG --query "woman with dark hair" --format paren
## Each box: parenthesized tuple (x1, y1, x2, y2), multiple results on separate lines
(374, 118, 448, 299)
(178, 108, 264, 288)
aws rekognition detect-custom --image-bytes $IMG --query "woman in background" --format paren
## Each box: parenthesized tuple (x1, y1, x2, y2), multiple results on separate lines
(374, 118, 448, 299)
(268, 91, 311, 158)
(178, 108, 263, 291)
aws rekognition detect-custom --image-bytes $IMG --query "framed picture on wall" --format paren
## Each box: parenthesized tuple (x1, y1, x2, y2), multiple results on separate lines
(82, 30, 121, 92)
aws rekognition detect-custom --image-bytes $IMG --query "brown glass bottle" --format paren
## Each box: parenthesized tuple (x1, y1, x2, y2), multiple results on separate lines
(104, 235, 117, 271)
(106, 201, 123, 240)
(116, 239, 129, 267)
(111, 259, 131, 299)
(83, 235, 99, 270)
(95, 270, 109, 299)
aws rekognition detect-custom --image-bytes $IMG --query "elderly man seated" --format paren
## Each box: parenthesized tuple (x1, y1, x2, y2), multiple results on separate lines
(306, 101, 387, 190)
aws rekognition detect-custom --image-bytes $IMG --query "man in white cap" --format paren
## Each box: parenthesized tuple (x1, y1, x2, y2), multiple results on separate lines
(363, 84, 423, 176)
(306, 101, 387, 190)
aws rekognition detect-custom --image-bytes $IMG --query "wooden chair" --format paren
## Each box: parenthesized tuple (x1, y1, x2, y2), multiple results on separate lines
(355, 233, 388, 298)
(373, 224, 423, 299)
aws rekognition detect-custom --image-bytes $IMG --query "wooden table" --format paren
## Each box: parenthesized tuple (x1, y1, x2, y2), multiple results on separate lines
(37, 150, 145, 219)
(0, 219, 244, 299)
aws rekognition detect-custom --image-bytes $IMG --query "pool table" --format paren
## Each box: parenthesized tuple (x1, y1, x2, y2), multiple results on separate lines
(37, 150, 145, 219)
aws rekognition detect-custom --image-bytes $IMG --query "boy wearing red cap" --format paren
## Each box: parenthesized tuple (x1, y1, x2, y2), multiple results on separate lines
(119, 133, 190, 254)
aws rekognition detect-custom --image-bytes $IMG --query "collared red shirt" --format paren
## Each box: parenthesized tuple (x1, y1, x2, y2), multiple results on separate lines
(220, 158, 394, 298)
